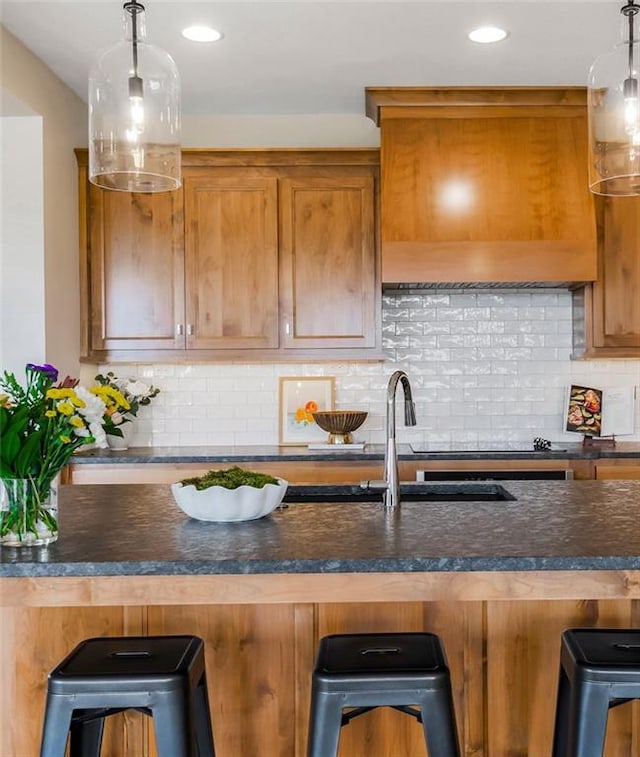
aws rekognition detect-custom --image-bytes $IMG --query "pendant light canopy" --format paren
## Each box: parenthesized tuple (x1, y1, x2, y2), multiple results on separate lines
(89, 1, 181, 192)
(588, 0, 640, 195)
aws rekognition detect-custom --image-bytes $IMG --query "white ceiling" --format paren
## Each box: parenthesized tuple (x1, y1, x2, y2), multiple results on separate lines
(0, 1, 626, 116)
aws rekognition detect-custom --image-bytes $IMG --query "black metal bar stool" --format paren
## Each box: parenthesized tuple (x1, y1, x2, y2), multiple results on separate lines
(552, 628, 640, 757)
(307, 632, 460, 757)
(40, 634, 215, 757)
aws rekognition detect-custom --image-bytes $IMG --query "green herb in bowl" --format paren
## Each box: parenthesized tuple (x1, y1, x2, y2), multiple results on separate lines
(179, 466, 280, 491)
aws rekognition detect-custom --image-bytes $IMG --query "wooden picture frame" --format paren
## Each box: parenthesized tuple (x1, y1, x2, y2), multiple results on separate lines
(279, 376, 335, 446)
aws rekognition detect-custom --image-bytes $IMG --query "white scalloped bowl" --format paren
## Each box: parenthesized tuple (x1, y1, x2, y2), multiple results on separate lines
(171, 479, 288, 522)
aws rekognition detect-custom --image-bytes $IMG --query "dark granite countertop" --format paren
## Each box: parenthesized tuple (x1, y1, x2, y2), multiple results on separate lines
(3, 480, 640, 577)
(69, 442, 640, 464)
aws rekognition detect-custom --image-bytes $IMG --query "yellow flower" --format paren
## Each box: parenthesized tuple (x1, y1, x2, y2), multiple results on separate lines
(59, 435, 72, 444)
(69, 391, 86, 408)
(57, 401, 74, 416)
(91, 386, 130, 410)
(44, 410, 57, 418)
(47, 388, 75, 400)
(70, 416, 85, 428)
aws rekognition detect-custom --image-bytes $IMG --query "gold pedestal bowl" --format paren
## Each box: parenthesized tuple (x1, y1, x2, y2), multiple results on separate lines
(312, 410, 368, 445)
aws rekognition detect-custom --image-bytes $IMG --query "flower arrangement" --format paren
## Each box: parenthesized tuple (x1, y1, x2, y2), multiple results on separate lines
(0, 363, 107, 545)
(92, 371, 160, 439)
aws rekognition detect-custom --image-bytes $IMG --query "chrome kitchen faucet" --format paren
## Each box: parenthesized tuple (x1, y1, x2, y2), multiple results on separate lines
(364, 370, 417, 509)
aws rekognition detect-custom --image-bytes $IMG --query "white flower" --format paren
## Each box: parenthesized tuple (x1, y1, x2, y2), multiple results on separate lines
(123, 380, 153, 399)
(75, 386, 109, 448)
(89, 422, 107, 448)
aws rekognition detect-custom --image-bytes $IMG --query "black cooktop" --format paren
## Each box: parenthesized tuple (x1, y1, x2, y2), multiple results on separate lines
(409, 443, 567, 454)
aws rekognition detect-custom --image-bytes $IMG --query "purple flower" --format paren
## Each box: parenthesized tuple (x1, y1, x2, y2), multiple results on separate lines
(26, 363, 59, 382)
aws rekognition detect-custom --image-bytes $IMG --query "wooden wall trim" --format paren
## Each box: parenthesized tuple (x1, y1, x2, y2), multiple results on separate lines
(75, 148, 380, 169)
(365, 86, 587, 124)
(5, 570, 640, 608)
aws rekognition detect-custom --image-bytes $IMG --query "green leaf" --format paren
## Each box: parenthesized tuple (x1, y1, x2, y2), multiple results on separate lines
(5, 406, 29, 435)
(0, 460, 14, 478)
(14, 430, 43, 477)
(0, 430, 20, 467)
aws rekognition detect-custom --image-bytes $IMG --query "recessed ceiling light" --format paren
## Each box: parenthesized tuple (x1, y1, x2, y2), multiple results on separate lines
(468, 26, 508, 44)
(181, 26, 223, 43)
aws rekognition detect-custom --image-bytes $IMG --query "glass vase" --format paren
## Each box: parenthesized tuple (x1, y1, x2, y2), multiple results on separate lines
(0, 477, 58, 547)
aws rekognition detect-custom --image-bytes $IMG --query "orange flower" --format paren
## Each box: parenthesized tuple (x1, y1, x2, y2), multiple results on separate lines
(305, 400, 318, 413)
(294, 408, 307, 421)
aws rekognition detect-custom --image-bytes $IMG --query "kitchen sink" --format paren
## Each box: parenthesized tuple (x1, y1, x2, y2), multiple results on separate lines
(282, 482, 516, 504)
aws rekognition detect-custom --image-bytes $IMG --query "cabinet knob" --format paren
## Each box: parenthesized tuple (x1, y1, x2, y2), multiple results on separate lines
(187, 324, 194, 336)
(176, 324, 184, 336)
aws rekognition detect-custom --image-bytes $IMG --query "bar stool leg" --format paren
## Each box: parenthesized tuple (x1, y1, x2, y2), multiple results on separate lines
(552, 665, 571, 756)
(193, 675, 216, 757)
(566, 682, 610, 757)
(307, 689, 343, 757)
(419, 688, 461, 757)
(39, 694, 74, 757)
(151, 691, 193, 757)
(69, 712, 104, 757)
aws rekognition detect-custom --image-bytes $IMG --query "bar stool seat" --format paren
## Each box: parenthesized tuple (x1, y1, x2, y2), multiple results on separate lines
(307, 632, 460, 757)
(40, 635, 215, 757)
(552, 627, 640, 757)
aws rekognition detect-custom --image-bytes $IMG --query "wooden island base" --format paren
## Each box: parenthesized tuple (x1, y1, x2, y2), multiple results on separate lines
(3, 571, 640, 756)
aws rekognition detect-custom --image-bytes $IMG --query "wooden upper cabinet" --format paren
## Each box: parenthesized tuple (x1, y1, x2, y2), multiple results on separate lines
(183, 169, 279, 350)
(279, 170, 377, 349)
(577, 196, 640, 357)
(87, 184, 185, 351)
(365, 87, 598, 284)
(76, 149, 381, 361)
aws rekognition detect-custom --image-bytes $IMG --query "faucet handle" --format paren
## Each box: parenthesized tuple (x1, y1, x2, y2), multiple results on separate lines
(360, 480, 389, 491)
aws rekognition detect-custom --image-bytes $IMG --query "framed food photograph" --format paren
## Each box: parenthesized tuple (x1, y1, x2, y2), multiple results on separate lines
(279, 376, 335, 445)
(566, 384, 603, 436)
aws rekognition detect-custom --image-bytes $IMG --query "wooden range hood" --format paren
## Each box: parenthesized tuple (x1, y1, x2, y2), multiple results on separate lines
(365, 87, 598, 286)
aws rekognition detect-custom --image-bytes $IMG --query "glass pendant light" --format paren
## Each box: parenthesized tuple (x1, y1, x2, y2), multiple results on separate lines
(588, 0, 640, 195)
(89, 1, 181, 192)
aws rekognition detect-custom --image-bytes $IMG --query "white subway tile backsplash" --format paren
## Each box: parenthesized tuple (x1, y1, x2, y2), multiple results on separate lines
(409, 308, 438, 322)
(111, 290, 640, 448)
(385, 308, 411, 322)
(396, 323, 424, 336)
(422, 294, 451, 306)
(423, 321, 451, 334)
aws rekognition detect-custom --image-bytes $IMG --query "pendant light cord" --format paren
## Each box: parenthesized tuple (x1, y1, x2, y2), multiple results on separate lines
(623, 1, 639, 78)
(123, 1, 145, 80)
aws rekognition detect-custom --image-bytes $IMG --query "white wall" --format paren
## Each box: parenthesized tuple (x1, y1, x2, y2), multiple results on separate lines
(0, 116, 45, 376)
(182, 114, 379, 148)
(101, 289, 640, 448)
(0, 26, 87, 378)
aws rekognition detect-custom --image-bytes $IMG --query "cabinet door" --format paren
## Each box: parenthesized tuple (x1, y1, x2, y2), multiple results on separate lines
(279, 170, 378, 349)
(595, 462, 640, 480)
(88, 185, 185, 351)
(183, 170, 279, 350)
(590, 197, 640, 351)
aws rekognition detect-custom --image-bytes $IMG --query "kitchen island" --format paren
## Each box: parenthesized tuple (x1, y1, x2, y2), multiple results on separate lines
(4, 480, 640, 756)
